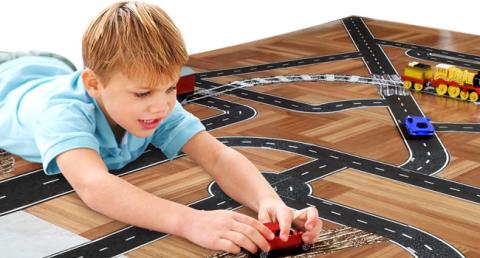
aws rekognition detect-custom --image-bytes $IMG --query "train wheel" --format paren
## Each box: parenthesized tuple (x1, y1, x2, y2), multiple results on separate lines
(436, 84, 447, 95)
(447, 86, 460, 98)
(414, 83, 423, 91)
(469, 92, 479, 102)
(404, 81, 412, 89)
(460, 91, 469, 100)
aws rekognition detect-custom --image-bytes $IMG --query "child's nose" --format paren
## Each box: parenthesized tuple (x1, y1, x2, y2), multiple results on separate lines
(148, 101, 168, 115)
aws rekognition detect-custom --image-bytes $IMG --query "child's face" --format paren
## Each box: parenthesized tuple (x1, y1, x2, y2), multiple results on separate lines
(87, 70, 178, 138)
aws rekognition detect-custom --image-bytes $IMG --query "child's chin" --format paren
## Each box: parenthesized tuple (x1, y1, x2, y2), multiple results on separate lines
(130, 130, 154, 138)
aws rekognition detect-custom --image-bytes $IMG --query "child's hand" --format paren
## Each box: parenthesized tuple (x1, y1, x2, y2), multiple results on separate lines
(292, 207, 322, 243)
(257, 198, 322, 244)
(182, 209, 274, 254)
(257, 198, 295, 242)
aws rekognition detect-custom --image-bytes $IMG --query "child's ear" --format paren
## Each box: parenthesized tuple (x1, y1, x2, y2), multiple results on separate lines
(82, 68, 101, 98)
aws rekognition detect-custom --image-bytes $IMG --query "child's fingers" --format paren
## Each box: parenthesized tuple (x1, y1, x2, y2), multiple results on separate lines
(224, 231, 259, 254)
(230, 223, 271, 253)
(305, 207, 319, 230)
(292, 209, 307, 228)
(257, 208, 272, 224)
(217, 238, 241, 254)
(294, 208, 308, 221)
(234, 212, 274, 239)
(277, 208, 294, 241)
(301, 208, 322, 243)
(301, 231, 318, 244)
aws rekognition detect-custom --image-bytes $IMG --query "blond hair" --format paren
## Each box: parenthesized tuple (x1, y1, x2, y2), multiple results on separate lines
(82, 1, 188, 87)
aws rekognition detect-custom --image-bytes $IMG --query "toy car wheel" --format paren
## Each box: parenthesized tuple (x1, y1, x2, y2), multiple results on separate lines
(259, 251, 269, 258)
(301, 243, 311, 251)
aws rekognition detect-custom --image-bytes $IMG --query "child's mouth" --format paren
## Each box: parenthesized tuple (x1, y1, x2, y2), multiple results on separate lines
(138, 119, 161, 129)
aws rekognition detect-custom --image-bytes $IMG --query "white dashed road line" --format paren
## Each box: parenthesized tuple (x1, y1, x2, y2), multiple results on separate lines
(125, 236, 135, 241)
(384, 228, 396, 233)
(42, 179, 59, 185)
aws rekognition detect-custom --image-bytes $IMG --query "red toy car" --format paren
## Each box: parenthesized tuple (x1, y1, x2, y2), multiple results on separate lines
(176, 66, 195, 102)
(254, 222, 311, 258)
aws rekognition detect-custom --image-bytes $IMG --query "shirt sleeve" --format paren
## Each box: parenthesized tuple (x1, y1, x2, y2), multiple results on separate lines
(33, 101, 100, 175)
(151, 101, 205, 159)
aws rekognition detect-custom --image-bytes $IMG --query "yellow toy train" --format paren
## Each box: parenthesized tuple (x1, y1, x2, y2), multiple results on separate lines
(401, 61, 480, 102)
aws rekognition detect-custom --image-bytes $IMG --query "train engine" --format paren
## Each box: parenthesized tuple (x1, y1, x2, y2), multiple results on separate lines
(402, 61, 480, 102)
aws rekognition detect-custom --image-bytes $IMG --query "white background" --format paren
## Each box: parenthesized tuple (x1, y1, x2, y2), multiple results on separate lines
(0, 0, 477, 69)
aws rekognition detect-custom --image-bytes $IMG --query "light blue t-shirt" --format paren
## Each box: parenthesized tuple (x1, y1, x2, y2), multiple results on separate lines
(0, 56, 205, 175)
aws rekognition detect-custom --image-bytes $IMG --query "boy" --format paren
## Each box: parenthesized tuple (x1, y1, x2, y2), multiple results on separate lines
(0, 1, 321, 254)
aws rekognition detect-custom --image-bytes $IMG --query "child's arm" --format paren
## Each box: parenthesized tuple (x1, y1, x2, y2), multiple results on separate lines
(56, 148, 273, 254)
(182, 132, 280, 212)
(182, 131, 322, 243)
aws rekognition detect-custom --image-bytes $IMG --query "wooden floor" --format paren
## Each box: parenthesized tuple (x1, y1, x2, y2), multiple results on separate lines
(4, 17, 480, 257)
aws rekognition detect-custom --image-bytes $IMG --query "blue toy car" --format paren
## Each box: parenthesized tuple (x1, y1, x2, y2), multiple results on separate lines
(403, 116, 435, 137)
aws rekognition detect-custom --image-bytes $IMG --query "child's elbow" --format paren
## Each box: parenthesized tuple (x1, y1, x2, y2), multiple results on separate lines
(71, 173, 111, 209)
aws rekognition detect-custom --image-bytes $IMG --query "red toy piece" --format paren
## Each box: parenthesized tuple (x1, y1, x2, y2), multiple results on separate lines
(176, 66, 195, 102)
(254, 222, 311, 258)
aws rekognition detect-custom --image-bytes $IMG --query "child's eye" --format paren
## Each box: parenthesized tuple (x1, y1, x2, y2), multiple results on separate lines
(167, 86, 177, 94)
(135, 92, 150, 97)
